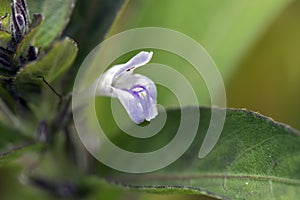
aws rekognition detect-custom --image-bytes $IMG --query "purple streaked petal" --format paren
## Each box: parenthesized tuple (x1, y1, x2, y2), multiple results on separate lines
(113, 88, 145, 124)
(114, 73, 158, 122)
(128, 85, 157, 121)
(115, 74, 157, 100)
(113, 85, 157, 124)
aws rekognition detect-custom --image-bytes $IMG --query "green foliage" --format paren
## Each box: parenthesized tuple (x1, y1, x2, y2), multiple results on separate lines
(13, 14, 43, 60)
(0, 30, 11, 46)
(0, 142, 42, 167)
(27, 0, 76, 49)
(0, 124, 41, 169)
(14, 37, 78, 98)
(0, 0, 11, 31)
(107, 107, 300, 199)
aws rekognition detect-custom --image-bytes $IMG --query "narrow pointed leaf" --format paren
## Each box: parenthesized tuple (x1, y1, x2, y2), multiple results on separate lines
(0, 141, 42, 167)
(13, 14, 43, 60)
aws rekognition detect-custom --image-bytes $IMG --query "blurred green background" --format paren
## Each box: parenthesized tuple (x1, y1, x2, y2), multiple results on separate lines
(101, 0, 300, 131)
(68, 0, 300, 199)
(1, 0, 300, 199)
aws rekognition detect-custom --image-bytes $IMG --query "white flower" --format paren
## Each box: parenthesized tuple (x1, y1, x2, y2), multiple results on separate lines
(97, 51, 158, 124)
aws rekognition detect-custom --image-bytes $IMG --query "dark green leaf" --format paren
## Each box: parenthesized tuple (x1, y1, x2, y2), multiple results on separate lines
(27, 0, 76, 49)
(0, 122, 39, 167)
(0, 125, 28, 149)
(80, 177, 126, 200)
(14, 37, 78, 97)
(0, 97, 17, 128)
(106, 107, 300, 199)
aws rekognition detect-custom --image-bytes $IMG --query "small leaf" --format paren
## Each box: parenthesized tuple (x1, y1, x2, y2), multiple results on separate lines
(0, 141, 42, 167)
(14, 37, 78, 97)
(0, 30, 11, 46)
(0, 0, 11, 31)
(0, 123, 37, 168)
(27, 0, 76, 49)
(13, 14, 43, 60)
(81, 177, 128, 200)
(0, 125, 28, 149)
(0, 97, 18, 128)
(106, 107, 300, 199)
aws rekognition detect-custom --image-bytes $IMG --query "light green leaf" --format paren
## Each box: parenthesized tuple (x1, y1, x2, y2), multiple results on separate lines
(0, 142, 41, 167)
(0, 0, 11, 47)
(0, 30, 11, 46)
(0, 0, 11, 31)
(27, 0, 75, 49)
(14, 37, 78, 97)
(106, 107, 300, 200)
(13, 14, 43, 60)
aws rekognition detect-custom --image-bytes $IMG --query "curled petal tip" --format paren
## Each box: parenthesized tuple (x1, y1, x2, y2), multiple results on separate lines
(125, 51, 153, 70)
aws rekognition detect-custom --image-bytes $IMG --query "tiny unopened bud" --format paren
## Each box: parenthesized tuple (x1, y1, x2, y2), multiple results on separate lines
(36, 121, 49, 143)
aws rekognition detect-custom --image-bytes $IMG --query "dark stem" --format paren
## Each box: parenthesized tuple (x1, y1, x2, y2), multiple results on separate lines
(37, 76, 63, 104)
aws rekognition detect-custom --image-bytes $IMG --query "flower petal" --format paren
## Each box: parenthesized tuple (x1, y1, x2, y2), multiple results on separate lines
(115, 74, 157, 121)
(129, 85, 157, 121)
(115, 51, 153, 77)
(97, 51, 153, 96)
(113, 88, 145, 124)
(96, 51, 157, 123)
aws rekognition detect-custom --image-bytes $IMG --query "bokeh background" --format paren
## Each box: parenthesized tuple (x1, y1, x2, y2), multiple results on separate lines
(67, 0, 300, 130)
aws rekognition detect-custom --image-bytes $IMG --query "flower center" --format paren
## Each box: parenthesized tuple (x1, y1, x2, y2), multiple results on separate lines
(127, 85, 152, 116)
(130, 85, 149, 101)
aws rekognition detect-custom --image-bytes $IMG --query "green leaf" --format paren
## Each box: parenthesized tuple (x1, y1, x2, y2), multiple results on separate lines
(0, 0, 11, 31)
(0, 123, 38, 167)
(106, 0, 293, 105)
(0, 125, 28, 149)
(0, 30, 11, 46)
(106, 107, 300, 199)
(27, 0, 76, 49)
(0, 97, 18, 129)
(13, 14, 43, 60)
(79, 177, 126, 200)
(0, 0, 11, 46)
(0, 142, 42, 167)
(14, 37, 78, 97)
